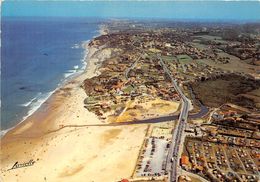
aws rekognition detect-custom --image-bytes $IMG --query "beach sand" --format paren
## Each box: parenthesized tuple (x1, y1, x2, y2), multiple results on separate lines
(1, 41, 148, 182)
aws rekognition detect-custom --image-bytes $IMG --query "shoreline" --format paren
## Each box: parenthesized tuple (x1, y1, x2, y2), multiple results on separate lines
(1, 24, 147, 182)
(0, 22, 108, 136)
(1, 40, 99, 140)
(1, 38, 94, 138)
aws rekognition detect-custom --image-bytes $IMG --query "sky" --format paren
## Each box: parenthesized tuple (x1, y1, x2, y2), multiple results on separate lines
(2, 1, 260, 21)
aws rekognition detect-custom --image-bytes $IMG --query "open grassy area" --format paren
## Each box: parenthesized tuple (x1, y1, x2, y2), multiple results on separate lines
(162, 55, 176, 62)
(192, 35, 228, 44)
(84, 96, 97, 105)
(197, 52, 260, 77)
(177, 54, 193, 64)
(123, 85, 135, 94)
(191, 42, 209, 50)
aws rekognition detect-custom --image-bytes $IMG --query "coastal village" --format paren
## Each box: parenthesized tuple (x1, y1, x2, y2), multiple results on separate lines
(83, 21, 260, 182)
(183, 103, 260, 182)
(84, 22, 260, 122)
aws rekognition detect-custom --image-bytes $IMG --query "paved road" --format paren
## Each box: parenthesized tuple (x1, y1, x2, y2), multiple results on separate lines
(158, 55, 191, 182)
(125, 59, 138, 79)
(125, 39, 143, 79)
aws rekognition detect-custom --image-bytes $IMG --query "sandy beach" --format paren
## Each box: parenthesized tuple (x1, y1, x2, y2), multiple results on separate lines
(0, 34, 148, 182)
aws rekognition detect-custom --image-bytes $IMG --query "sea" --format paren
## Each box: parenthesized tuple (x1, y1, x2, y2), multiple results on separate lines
(1, 17, 101, 133)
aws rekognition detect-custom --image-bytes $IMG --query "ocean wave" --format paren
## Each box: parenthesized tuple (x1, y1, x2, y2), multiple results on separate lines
(20, 96, 38, 107)
(81, 40, 90, 48)
(21, 91, 55, 119)
(1, 39, 91, 138)
(63, 41, 90, 80)
(73, 65, 79, 70)
(1, 91, 56, 138)
(0, 129, 10, 138)
(80, 41, 90, 70)
(63, 69, 77, 79)
(71, 43, 80, 49)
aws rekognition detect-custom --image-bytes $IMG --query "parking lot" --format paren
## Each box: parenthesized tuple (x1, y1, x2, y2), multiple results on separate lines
(134, 126, 172, 178)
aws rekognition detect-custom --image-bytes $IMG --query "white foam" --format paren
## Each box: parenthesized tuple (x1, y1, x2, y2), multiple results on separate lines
(80, 40, 90, 70)
(0, 129, 10, 138)
(69, 69, 77, 73)
(64, 40, 91, 79)
(73, 65, 79, 70)
(63, 70, 76, 79)
(71, 44, 80, 49)
(81, 40, 90, 48)
(23, 91, 55, 120)
(1, 91, 56, 138)
(1, 39, 92, 138)
(20, 97, 38, 107)
(33, 93, 51, 115)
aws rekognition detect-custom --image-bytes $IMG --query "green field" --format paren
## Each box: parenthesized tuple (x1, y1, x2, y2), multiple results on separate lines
(193, 35, 227, 44)
(162, 55, 176, 62)
(123, 85, 134, 94)
(177, 54, 193, 63)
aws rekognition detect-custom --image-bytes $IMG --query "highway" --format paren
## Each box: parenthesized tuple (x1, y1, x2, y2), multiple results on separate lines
(158, 55, 191, 182)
